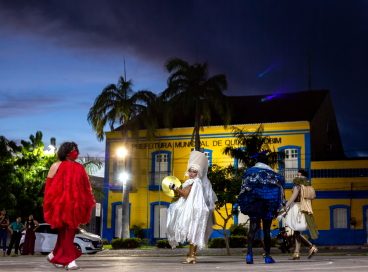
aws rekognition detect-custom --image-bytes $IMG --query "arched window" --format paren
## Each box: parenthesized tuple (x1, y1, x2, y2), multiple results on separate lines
(329, 205, 350, 229)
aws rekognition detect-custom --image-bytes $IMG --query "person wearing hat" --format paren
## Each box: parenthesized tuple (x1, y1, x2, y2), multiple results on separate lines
(238, 151, 286, 264)
(166, 151, 217, 264)
(279, 169, 319, 260)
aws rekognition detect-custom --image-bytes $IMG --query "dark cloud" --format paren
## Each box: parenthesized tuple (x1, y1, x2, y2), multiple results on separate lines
(0, 92, 65, 118)
(0, 0, 367, 154)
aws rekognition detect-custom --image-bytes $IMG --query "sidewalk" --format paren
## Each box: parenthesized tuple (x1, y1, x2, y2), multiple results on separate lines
(92, 245, 368, 257)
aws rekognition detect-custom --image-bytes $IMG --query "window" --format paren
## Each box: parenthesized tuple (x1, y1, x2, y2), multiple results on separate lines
(35, 225, 46, 233)
(333, 208, 347, 228)
(155, 154, 168, 172)
(154, 205, 167, 238)
(284, 149, 298, 168)
(115, 204, 122, 237)
(45, 225, 58, 235)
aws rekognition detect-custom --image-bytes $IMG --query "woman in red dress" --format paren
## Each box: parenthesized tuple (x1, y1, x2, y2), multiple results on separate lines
(22, 215, 39, 255)
(44, 142, 95, 270)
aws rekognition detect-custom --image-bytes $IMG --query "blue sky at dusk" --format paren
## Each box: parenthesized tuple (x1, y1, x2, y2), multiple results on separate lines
(0, 0, 367, 157)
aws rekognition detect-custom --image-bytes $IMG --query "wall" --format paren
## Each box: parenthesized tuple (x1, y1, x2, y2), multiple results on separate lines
(102, 122, 311, 243)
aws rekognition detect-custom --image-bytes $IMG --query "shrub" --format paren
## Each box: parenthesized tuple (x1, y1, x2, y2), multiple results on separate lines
(177, 242, 184, 248)
(229, 236, 247, 248)
(230, 223, 249, 237)
(156, 239, 171, 248)
(111, 238, 141, 249)
(102, 239, 109, 245)
(270, 237, 278, 247)
(141, 238, 151, 246)
(132, 225, 144, 239)
(208, 238, 226, 248)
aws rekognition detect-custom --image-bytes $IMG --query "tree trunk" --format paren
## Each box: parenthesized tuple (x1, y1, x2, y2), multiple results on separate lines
(224, 226, 231, 256)
(121, 129, 130, 239)
(195, 115, 200, 151)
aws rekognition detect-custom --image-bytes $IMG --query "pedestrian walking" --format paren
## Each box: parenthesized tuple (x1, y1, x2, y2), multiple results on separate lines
(7, 217, 24, 256)
(22, 215, 39, 255)
(238, 151, 286, 264)
(0, 208, 9, 256)
(166, 151, 217, 264)
(44, 142, 95, 270)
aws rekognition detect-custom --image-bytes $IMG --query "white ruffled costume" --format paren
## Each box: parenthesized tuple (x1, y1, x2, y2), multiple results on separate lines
(166, 151, 218, 250)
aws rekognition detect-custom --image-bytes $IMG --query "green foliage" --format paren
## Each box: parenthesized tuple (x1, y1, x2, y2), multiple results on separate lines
(222, 125, 285, 169)
(141, 238, 151, 246)
(110, 238, 142, 249)
(0, 131, 105, 221)
(131, 224, 144, 239)
(0, 132, 57, 220)
(270, 237, 278, 247)
(102, 239, 109, 245)
(229, 236, 247, 248)
(161, 58, 231, 150)
(156, 239, 171, 248)
(230, 223, 249, 237)
(87, 76, 159, 142)
(208, 238, 226, 248)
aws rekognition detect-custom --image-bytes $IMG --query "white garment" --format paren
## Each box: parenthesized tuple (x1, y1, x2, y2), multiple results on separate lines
(166, 177, 215, 250)
(285, 203, 308, 231)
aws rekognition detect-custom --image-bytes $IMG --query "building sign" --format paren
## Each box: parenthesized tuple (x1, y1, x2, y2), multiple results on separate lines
(131, 138, 281, 150)
(96, 203, 101, 217)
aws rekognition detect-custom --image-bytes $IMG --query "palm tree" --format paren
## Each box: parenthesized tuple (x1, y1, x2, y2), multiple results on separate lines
(222, 125, 285, 169)
(161, 58, 231, 151)
(87, 76, 158, 239)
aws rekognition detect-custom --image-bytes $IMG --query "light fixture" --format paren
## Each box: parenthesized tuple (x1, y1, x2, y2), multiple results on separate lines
(117, 148, 127, 157)
(119, 173, 129, 183)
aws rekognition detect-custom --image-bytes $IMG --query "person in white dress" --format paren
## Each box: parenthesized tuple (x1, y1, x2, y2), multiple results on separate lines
(166, 151, 217, 264)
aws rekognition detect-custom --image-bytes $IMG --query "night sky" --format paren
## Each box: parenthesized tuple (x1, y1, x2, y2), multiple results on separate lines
(0, 1, 367, 157)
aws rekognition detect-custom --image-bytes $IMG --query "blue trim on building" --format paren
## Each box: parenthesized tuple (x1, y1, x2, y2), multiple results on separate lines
(102, 142, 111, 241)
(149, 201, 170, 244)
(106, 129, 311, 142)
(110, 202, 131, 239)
(278, 145, 301, 169)
(204, 149, 213, 166)
(316, 190, 368, 199)
(329, 205, 350, 230)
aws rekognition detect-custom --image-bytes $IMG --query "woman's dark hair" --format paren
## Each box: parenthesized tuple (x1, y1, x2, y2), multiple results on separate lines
(298, 169, 309, 178)
(256, 153, 268, 164)
(57, 142, 79, 161)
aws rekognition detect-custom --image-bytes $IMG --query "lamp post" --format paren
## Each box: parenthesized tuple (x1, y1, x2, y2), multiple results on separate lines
(117, 147, 130, 238)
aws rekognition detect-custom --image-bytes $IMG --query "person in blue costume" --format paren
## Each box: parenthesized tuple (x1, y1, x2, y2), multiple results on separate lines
(238, 151, 285, 264)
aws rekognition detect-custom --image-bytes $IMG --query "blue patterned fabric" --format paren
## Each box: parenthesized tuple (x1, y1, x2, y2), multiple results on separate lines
(238, 165, 285, 219)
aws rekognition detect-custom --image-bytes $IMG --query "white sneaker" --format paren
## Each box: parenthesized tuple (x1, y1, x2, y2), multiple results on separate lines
(66, 261, 79, 270)
(46, 252, 64, 268)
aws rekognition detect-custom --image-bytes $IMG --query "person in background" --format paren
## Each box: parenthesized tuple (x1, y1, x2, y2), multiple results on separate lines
(22, 215, 39, 255)
(0, 209, 9, 256)
(7, 217, 24, 256)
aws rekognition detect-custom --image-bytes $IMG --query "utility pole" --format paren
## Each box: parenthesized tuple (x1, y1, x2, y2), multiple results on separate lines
(306, 50, 312, 91)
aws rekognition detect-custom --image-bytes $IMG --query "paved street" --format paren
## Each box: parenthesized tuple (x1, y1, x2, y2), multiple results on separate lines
(1, 255, 368, 272)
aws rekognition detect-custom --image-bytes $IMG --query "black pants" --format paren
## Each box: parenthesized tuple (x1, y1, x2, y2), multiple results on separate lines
(247, 218, 272, 255)
(7, 232, 22, 255)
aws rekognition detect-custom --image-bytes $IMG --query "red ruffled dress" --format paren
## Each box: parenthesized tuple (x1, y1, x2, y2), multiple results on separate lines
(44, 161, 95, 266)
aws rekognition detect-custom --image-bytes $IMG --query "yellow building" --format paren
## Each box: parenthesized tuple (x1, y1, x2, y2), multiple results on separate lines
(101, 90, 368, 245)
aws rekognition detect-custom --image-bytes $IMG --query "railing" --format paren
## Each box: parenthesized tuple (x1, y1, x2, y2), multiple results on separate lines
(278, 168, 300, 183)
(311, 168, 368, 178)
(149, 172, 171, 187)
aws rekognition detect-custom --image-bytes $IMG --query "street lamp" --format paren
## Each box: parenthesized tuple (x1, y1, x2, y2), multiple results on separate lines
(117, 148, 127, 157)
(119, 173, 129, 184)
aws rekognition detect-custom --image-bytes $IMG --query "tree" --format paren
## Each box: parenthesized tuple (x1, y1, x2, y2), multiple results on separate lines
(161, 58, 231, 151)
(87, 76, 158, 238)
(208, 164, 243, 256)
(223, 125, 285, 169)
(0, 132, 105, 221)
